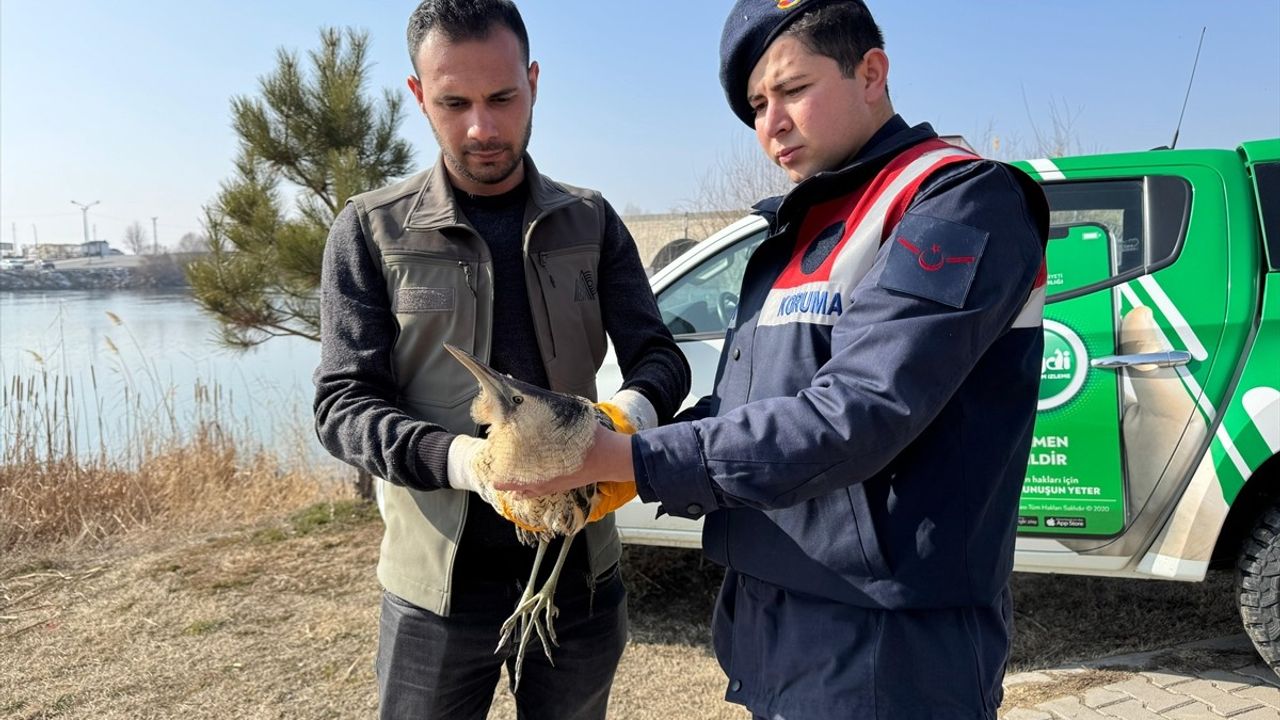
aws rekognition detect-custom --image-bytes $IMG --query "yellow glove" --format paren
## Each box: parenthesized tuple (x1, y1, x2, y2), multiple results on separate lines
(587, 400, 640, 522)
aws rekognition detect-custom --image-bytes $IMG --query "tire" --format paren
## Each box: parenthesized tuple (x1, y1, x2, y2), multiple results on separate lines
(1238, 504, 1280, 675)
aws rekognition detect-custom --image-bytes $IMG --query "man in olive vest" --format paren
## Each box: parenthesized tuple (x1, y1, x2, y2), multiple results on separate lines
(312, 2, 690, 717)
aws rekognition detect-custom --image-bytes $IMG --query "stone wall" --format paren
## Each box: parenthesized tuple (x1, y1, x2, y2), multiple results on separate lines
(621, 210, 745, 269)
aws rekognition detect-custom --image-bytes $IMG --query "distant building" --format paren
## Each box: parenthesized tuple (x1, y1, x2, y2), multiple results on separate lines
(27, 240, 115, 259)
(82, 240, 111, 257)
(33, 243, 83, 260)
(0, 241, 13, 256)
(939, 134, 978, 154)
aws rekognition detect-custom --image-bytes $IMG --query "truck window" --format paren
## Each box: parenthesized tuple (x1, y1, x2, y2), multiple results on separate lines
(1253, 162, 1280, 272)
(1042, 177, 1191, 301)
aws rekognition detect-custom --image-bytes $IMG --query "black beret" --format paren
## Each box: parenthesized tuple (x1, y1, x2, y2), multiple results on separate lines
(719, 0, 844, 127)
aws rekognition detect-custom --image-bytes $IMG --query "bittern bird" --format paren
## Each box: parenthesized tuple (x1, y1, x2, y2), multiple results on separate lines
(443, 344, 636, 689)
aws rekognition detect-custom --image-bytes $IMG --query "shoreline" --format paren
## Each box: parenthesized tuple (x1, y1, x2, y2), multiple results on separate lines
(0, 257, 192, 291)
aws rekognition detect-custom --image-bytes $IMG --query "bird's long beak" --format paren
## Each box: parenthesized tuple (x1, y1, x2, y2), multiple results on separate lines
(445, 343, 588, 430)
(444, 343, 520, 416)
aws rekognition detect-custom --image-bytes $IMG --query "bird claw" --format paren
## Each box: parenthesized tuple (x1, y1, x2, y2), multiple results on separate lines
(498, 586, 561, 692)
(495, 535, 576, 693)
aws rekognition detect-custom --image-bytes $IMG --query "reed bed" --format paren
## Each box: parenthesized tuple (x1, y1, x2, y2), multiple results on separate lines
(0, 313, 347, 552)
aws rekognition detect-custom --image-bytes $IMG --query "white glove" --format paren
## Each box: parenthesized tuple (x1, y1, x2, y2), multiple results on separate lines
(447, 435, 486, 493)
(603, 388, 658, 432)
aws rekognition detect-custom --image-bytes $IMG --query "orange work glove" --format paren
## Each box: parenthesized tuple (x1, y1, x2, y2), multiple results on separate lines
(586, 400, 639, 522)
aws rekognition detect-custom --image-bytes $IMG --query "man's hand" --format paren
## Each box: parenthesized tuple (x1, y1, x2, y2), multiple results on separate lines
(494, 423, 636, 496)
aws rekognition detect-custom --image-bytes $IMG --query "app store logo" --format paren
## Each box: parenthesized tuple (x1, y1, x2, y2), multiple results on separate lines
(1045, 516, 1086, 529)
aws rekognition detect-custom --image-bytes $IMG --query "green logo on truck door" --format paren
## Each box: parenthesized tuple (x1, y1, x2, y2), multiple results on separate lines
(1039, 320, 1087, 410)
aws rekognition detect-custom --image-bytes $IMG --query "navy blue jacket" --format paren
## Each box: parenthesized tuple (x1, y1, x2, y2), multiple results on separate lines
(632, 117, 1048, 717)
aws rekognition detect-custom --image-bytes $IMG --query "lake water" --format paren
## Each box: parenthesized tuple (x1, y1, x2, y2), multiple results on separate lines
(0, 289, 337, 467)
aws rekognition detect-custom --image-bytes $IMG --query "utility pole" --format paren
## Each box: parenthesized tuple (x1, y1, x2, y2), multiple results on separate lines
(10, 223, 17, 256)
(151, 216, 159, 255)
(70, 199, 100, 251)
(32, 225, 39, 250)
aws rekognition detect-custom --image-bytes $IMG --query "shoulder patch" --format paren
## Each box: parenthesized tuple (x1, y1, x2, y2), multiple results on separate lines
(877, 213, 988, 308)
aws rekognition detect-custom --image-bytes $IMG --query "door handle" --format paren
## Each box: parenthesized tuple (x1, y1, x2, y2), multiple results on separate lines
(1090, 351, 1193, 370)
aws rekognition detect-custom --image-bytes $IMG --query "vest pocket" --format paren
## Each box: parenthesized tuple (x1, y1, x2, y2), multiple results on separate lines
(532, 245, 606, 397)
(383, 252, 482, 419)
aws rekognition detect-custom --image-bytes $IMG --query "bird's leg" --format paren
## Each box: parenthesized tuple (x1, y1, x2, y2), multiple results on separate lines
(537, 531, 576, 648)
(497, 539, 548, 654)
(499, 532, 579, 692)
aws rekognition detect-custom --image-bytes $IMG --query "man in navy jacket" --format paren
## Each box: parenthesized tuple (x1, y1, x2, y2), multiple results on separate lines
(503, 1, 1048, 717)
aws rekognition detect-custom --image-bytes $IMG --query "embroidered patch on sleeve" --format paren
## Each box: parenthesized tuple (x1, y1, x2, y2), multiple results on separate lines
(877, 213, 989, 308)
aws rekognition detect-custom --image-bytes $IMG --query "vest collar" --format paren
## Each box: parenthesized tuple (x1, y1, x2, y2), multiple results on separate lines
(404, 153, 576, 231)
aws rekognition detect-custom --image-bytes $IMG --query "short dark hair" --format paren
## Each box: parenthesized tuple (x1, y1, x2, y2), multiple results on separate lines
(406, 0, 530, 73)
(782, 2, 884, 80)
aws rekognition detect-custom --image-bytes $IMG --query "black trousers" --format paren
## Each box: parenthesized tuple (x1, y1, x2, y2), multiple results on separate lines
(375, 564, 627, 720)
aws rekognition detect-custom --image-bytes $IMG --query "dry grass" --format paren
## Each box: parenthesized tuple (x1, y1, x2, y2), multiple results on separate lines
(0, 503, 381, 719)
(1007, 569, 1239, 672)
(0, 495, 1248, 719)
(1, 349, 347, 551)
(0, 503, 742, 720)
(0, 425, 342, 551)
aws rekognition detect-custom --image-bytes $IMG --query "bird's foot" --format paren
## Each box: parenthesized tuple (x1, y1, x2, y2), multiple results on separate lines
(497, 583, 561, 691)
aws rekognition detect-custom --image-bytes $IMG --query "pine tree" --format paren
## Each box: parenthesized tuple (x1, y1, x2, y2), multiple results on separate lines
(188, 27, 414, 348)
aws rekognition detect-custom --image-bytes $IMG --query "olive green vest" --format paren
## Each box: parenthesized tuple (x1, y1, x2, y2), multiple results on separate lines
(350, 155, 621, 615)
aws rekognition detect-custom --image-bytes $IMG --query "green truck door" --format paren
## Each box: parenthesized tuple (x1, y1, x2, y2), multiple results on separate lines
(1024, 220, 1127, 536)
(1019, 164, 1233, 546)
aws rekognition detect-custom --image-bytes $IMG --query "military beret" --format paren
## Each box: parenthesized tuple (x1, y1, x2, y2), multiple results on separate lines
(719, 0, 845, 126)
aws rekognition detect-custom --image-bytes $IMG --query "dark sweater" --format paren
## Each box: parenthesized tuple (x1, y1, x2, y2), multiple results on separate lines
(451, 180, 556, 565)
(454, 178, 550, 389)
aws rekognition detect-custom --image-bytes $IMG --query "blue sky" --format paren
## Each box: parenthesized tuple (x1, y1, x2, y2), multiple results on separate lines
(1, 1, 1277, 250)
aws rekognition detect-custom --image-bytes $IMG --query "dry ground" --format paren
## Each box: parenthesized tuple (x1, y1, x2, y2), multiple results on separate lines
(0, 501, 1243, 719)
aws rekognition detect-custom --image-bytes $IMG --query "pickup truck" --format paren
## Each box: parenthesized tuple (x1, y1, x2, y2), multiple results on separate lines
(602, 138, 1280, 670)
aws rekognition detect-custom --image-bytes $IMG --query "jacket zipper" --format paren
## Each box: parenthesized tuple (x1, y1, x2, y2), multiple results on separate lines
(536, 244, 598, 289)
(380, 250, 476, 297)
(522, 212, 580, 361)
(381, 249, 464, 263)
(538, 252, 556, 288)
(459, 261, 475, 296)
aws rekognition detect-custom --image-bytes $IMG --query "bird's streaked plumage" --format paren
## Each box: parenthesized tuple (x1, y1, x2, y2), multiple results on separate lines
(444, 343, 617, 689)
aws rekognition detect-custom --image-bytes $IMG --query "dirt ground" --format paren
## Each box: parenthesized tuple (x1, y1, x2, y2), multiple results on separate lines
(0, 501, 1242, 719)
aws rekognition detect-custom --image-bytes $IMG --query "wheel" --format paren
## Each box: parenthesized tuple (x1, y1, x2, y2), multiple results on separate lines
(1238, 504, 1280, 675)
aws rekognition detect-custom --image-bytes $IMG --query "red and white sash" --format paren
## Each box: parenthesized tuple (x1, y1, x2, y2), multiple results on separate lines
(759, 139, 1045, 329)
